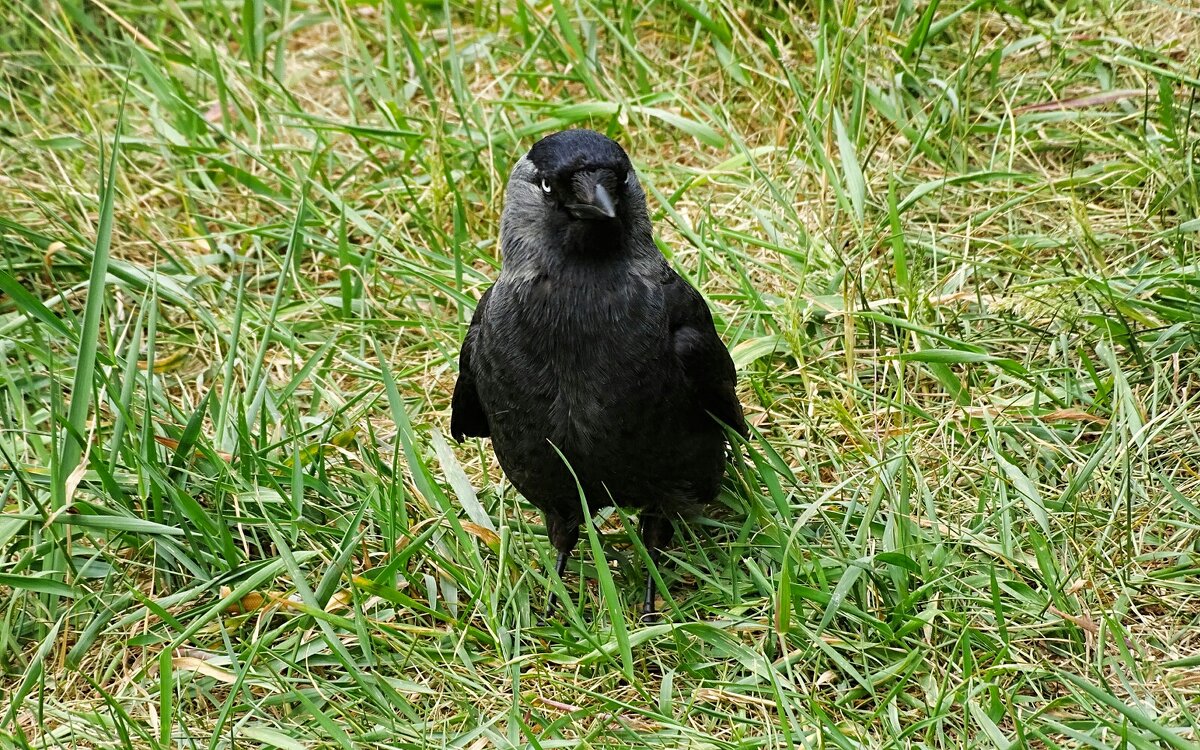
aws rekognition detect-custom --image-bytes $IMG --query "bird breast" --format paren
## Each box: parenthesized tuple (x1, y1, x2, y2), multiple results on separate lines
(480, 268, 674, 448)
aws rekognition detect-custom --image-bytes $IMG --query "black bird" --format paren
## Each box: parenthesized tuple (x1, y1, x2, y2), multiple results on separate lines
(450, 129, 746, 614)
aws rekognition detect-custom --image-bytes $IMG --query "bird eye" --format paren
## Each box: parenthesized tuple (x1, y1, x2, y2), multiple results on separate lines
(540, 178, 552, 194)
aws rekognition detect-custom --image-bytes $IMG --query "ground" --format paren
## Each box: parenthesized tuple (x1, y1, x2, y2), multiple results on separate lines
(1, 0, 1199, 748)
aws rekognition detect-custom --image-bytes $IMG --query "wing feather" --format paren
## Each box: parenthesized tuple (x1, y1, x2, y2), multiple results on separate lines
(450, 287, 493, 442)
(663, 270, 747, 438)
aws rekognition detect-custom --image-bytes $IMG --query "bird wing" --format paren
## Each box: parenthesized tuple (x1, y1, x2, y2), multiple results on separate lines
(663, 269, 748, 438)
(450, 286, 493, 442)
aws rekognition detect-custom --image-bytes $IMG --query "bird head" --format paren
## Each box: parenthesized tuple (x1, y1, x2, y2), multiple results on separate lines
(499, 129, 652, 262)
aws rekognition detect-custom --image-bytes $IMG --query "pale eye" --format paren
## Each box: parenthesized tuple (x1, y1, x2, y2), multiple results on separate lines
(540, 178, 552, 194)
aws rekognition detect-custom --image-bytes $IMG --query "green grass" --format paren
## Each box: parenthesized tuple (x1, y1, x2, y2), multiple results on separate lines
(1, 0, 1199, 747)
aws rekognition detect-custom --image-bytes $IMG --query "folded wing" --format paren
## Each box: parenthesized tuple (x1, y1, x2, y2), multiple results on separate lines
(663, 270, 747, 438)
(450, 287, 493, 442)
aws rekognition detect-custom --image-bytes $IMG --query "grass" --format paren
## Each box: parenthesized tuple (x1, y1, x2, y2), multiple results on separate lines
(1, 0, 1199, 746)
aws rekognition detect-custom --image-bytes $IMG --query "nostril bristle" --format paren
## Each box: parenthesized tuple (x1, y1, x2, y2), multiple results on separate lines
(571, 168, 619, 203)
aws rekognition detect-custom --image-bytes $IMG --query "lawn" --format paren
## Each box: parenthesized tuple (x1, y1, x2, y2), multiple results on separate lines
(2, 0, 1199, 747)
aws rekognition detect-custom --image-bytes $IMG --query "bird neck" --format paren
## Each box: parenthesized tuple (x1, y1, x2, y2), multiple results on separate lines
(501, 220, 658, 279)
(563, 221, 647, 258)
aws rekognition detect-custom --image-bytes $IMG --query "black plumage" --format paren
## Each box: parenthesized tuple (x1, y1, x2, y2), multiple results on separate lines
(451, 129, 746, 614)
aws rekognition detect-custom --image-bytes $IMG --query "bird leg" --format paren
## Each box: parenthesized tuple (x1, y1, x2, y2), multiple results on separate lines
(545, 513, 580, 616)
(642, 548, 662, 617)
(638, 513, 675, 617)
(545, 550, 570, 617)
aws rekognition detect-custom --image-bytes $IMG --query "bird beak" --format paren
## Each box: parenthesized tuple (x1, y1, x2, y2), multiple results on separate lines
(566, 183, 617, 221)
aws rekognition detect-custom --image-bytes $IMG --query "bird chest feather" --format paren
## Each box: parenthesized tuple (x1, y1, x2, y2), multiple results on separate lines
(483, 267, 671, 447)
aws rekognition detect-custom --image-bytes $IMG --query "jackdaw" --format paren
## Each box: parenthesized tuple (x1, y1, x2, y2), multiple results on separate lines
(451, 129, 746, 614)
